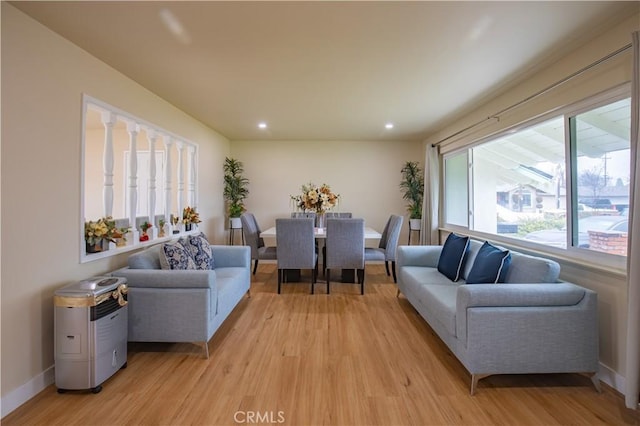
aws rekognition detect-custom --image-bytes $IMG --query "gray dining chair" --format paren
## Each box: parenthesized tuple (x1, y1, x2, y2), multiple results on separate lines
(321, 212, 352, 272)
(276, 218, 318, 294)
(325, 212, 352, 218)
(291, 211, 317, 220)
(325, 218, 365, 295)
(365, 214, 403, 282)
(241, 212, 277, 275)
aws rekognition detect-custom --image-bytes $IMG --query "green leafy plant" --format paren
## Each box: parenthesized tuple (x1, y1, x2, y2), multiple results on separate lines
(400, 161, 424, 219)
(223, 157, 250, 218)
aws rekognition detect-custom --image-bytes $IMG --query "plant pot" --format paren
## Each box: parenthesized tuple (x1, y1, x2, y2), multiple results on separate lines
(230, 217, 242, 229)
(86, 241, 103, 254)
(409, 218, 422, 231)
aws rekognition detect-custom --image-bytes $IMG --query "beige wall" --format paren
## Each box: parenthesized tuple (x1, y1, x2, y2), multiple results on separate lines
(0, 3, 231, 408)
(230, 139, 423, 247)
(426, 12, 640, 386)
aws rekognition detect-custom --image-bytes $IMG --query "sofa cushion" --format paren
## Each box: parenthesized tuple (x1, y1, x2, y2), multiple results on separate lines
(160, 241, 197, 270)
(437, 233, 470, 281)
(413, 281, 459, 337)
(504, 252, 560, 283)
(184, 232, 215, 270)
(466, 241, 511, 284)
(128, 245, 163, 269)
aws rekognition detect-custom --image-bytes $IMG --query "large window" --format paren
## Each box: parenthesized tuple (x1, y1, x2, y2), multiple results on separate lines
(443, 89, 630, 264)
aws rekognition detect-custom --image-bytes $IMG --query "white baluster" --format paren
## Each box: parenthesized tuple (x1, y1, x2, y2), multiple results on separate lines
(127, 121, 140, 243)
(176, 141, 185, 231)
(163, 135, 174, 235)
(188, 145, 197, 208)
(101, 112, 115, 217)
(147, 130, 158, 240)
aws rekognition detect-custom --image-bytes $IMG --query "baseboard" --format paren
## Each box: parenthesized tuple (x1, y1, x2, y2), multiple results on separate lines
(1, 365, 55, 418)
(598, 362, 625, 395)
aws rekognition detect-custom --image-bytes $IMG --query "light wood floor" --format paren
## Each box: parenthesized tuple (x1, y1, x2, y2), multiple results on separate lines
(4, 264, 640, 425)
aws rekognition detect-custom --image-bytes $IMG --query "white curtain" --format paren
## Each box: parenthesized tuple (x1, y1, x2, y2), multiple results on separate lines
(625, 30, 640, 410)
(421, 144, 440, 244)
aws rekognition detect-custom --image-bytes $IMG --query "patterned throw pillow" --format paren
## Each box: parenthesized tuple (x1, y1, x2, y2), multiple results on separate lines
(186, 232, 215, 270)
(160, 241, 197, 270)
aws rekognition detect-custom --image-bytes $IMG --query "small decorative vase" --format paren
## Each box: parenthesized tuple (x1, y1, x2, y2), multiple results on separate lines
(185, 223, 193, 231)
(86, 241, 102, 254)
(316, 212, 326, 228)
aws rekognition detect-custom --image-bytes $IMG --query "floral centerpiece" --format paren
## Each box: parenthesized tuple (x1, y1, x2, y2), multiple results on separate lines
(84, 216, 118, 253)
(291, 182, 340, 214)
(182, 206, 201, 230)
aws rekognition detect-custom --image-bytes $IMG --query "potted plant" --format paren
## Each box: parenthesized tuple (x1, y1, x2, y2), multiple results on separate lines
(223, 157, 250, 229)
(84, 216, 118, 253)
(400, 161, 424, 230)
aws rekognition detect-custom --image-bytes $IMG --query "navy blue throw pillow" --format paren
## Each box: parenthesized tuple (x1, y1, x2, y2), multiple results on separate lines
(466, 241, 511, 284)
(437, 233, 470, 281)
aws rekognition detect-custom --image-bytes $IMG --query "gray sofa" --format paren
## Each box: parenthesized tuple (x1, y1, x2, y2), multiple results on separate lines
(396, 239, 600, 394)
(111, 244, 250, 358)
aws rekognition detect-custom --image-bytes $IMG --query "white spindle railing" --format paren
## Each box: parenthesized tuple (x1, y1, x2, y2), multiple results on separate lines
(188, 145, 197, 208)
(126, 121, 140, 243)
(147, 130, 158, 239)
(176, 141, 185, 228)
(82, 97, 199, 261)
(163, 135, 174, 235)
(101, 111, 115, 217)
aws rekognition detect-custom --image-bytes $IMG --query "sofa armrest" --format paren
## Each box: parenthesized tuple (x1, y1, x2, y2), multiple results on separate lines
(457, 283, 588, 309)
(397, 245, 443, 268)
(111, 268, 215, 289)
(455, 283, 598, 354)
(211, 245, 251, 269)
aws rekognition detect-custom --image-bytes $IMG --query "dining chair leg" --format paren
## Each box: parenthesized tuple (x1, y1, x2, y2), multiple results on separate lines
(392, 261, 397, 283)
(277, 269, 282, 294)
(311, 268, 315, 295)
(253, 259, 259, 275)
(326, 270, 331, 294)
(358, 269, 365, 295)
(385, 261, 390, 276)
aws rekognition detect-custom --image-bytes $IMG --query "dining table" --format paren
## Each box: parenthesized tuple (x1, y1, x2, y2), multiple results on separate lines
(259, 226, 382, 240)
(259, 225, 382, 283)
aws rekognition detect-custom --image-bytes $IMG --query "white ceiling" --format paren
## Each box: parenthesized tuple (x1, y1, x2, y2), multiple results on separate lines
(11, 1, 638, 141)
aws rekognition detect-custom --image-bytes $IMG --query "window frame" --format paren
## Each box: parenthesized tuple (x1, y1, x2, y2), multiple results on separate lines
(440, 84, 630, 273)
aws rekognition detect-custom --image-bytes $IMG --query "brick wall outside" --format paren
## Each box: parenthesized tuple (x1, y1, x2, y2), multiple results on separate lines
(588, 230, 628, 256)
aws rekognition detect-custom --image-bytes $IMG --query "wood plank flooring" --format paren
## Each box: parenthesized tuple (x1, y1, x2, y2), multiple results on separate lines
(3, 264, 640, 425)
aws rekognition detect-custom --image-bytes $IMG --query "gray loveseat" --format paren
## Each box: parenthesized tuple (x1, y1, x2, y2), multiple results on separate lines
(111, 244, 250, 358)
(396, 239, 599, 394)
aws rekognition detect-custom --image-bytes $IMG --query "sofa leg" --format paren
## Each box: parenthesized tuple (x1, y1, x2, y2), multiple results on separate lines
(396, 288, 401, 298)
(246, 289, 251, 298)
(470, 374, 490, 395)
(590, 372, 602, 393)
(199, 341, 209, 359)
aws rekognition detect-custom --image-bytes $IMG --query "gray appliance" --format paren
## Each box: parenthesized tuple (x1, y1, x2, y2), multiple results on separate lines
(54, 276, 128, 393)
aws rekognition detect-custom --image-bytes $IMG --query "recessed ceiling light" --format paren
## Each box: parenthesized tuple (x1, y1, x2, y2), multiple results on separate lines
(258, 122, 267, 129)
(385, 123, 394, 129)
